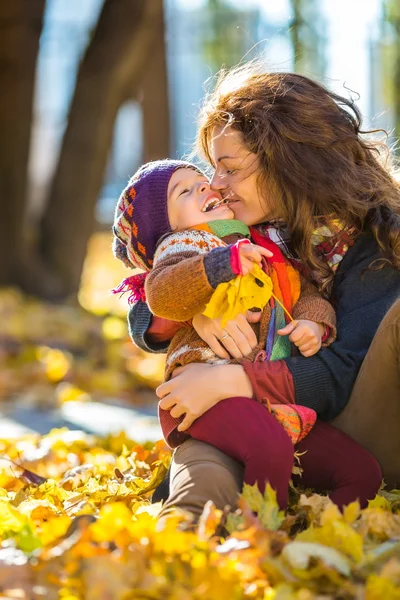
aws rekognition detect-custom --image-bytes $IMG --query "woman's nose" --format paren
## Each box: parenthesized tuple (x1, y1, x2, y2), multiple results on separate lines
(210, 171, 227, 191)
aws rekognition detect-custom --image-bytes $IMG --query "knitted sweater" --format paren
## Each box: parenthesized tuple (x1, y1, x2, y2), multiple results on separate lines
(144, 220, 336, 447)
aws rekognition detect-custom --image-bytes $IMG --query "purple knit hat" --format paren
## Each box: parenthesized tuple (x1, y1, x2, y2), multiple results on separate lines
(113, 159, 200, 271)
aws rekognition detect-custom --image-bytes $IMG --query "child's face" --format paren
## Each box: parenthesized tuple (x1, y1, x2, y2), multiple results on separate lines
(167, 168, 234, 230)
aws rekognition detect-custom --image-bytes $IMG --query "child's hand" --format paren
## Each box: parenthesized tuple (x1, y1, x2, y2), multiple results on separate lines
(238, 243, 273, 275)
(277, 319, 325, 357)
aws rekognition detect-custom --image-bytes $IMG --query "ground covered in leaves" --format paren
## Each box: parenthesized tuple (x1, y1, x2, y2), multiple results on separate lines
(0, 428, 399, 600)
(0, 286, 165, 408)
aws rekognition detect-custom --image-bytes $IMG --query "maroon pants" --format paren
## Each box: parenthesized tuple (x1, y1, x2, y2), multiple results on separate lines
(188, 396, 382, 510)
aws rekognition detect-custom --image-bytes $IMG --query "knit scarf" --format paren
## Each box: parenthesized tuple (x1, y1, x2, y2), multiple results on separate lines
(254, 219, 358, 282)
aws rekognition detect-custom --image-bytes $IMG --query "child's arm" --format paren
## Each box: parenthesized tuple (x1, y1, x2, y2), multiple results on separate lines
(278, 277, 336, 357)
(146, 232, 271, 322)
(146, 251, 216, 322)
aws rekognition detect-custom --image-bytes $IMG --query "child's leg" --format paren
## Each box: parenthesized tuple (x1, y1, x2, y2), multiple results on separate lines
(294, 420, 382, 508)
(187, 396, 294, 509)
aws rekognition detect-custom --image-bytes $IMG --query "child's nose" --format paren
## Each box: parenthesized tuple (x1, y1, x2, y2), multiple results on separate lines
(199, 182, 209, 193)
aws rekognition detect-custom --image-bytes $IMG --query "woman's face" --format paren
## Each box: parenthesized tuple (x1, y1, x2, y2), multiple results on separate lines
(209, 126, 276, 226)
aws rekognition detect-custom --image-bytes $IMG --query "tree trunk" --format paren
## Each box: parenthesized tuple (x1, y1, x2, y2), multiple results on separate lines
(289, 0, 303, 72)
(0, 0, 45, 285)
(392, 21, 400, 149)
(288, 0, 326, 77)
(141, 5, 171, 162)
(40, 0, 166, 298)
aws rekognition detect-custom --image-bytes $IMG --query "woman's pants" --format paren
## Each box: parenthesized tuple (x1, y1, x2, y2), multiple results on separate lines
(159, 299, 400, 520)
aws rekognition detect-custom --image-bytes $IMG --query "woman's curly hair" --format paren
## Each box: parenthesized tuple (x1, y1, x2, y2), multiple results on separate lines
(197, 63, 400, 288)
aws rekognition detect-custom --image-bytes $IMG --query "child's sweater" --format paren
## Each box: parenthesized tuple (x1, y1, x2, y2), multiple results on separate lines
(145, 220, 336, 447)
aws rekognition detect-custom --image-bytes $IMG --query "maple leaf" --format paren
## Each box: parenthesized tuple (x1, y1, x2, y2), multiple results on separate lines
(241, 482, 285, 531)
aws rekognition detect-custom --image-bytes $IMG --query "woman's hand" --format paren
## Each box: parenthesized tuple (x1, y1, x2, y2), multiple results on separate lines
(156, 363, 253, 431)
(192, 311, 261, 359)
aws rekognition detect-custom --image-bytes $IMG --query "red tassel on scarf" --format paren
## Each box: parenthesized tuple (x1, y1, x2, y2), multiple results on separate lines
(112, 273, 147, 304)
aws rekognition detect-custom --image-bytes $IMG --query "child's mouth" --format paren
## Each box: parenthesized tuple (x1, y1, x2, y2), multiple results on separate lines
(202, 196, 226, 212)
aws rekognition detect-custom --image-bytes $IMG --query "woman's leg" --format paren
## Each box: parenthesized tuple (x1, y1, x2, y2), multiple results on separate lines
(159, 439, 244, 521)
(332, 299, 400, 488)
(294, 420, 382, 508)
(187, 397, 294, 509)
(159, 397, 294, 519)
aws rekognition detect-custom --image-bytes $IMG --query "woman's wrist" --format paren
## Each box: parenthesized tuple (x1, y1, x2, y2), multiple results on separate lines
(214, 364, 254, 400)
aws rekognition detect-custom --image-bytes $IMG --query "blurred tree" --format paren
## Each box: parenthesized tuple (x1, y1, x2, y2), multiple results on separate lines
(142, 6, 170, 164)
(39, 0, 169, 299)
(0, 0, 170, 300)
(381, 0, 400, 147)
(289, 0, 327, 78)
(0, 0, 46, 289)
(203, 0, 260, 72)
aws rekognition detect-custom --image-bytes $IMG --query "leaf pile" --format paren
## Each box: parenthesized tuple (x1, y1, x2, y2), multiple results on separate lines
(0, 286, 165, 406)
(0, 429, 399, 599)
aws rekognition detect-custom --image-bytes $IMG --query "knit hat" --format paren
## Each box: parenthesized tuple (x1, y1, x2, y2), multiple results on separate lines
(112, 159, 201, 271)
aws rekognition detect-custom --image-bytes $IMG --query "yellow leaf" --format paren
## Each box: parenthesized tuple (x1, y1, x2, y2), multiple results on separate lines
(90, 502, 133, 542)
(368, 495, 392, 511)
(366, 573, 400, 599)
(203, 265, 273, 328)
(298, 510, 364, 563)
(16, 498, 58, 521)
(241, 482, 284, 531)
(343, 501, 361, 524)
(56, 382, 91, 404)
(0, 500, 27, 535)
(359, 508, 400, 541)
(282, 541, 351, 576)
(39, 515, 71, 546)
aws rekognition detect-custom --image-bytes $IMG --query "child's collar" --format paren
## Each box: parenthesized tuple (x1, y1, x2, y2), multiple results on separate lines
(190, 219, 250, 239)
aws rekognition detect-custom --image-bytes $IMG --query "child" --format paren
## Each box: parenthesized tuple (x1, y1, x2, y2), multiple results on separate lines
(113, 160, 381, 509)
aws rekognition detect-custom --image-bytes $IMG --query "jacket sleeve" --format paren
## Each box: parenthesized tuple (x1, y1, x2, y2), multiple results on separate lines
(145, 246, 235, 322)
(292, 276, 337, 346)
(127, 300, 171, 353)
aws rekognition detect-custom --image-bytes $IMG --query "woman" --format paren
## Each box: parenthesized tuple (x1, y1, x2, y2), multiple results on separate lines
(129, 67, 400, 517)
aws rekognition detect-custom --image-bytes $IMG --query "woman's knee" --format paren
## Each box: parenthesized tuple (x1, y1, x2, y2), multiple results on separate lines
(384, 297, 400, 323)
(376, 298, 400, 342)
(163, 439, 244, 518)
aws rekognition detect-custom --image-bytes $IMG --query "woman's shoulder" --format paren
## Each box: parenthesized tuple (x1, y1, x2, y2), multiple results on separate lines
(333, 231, 400, 297)
(340, 231, 396, 270)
